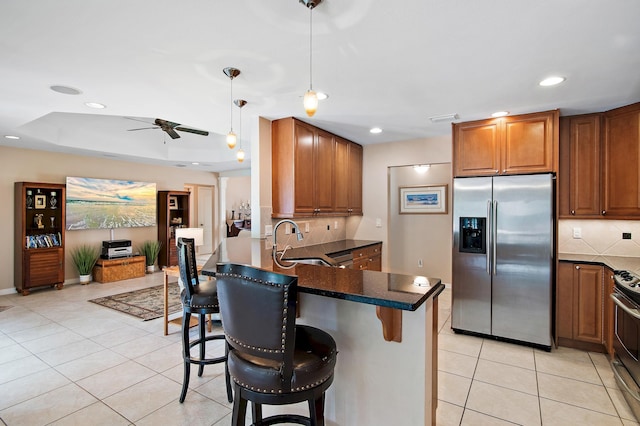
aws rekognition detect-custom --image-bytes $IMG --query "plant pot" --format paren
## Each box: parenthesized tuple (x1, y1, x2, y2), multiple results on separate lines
(79, 274, 91, 285)
(146, 265, 156, 274)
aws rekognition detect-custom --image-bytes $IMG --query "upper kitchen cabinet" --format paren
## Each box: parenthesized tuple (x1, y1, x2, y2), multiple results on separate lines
(272, 117, 363, 218)
(559, 114, 602, 218)
(602, 102, 640, 218)
(453, 110, 559, 177)
(559, 102, 640, 219)
(334, 137, 363, 216)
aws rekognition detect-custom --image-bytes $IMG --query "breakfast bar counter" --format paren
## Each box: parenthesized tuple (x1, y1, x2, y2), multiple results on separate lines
(202, 237, 444, 425)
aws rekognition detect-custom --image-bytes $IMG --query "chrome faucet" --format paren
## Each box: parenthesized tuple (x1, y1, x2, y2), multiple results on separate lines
(272, 219, 304, 265)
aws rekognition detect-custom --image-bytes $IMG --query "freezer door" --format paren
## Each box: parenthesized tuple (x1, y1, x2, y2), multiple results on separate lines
(491, 174, 553, 347)
(452, 177, 493, 335)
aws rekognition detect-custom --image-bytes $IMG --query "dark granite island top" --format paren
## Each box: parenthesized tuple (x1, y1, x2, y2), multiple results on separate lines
(201, 237, 444, 311)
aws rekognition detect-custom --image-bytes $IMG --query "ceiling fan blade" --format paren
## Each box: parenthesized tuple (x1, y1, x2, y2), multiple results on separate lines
(128, 126, 160, 131)
(155, 118, 181, 128)
(165, 128, 181, 139)
(124, 117, 154, 125)
(175, 127, 209, 136)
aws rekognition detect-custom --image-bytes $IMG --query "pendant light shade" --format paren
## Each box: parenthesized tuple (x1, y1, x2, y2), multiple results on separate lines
(223, 67, 241, 149)
(304, 90, 318, 117)
(301, 0, 322, 117)
(236, 148, 245, 162)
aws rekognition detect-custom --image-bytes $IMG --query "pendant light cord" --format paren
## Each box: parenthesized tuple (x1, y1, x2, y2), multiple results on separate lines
(229, 77, 234, 132)
(309, 7, 313, 91)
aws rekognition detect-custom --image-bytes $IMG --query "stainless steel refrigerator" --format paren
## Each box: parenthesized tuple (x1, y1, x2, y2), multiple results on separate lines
(452, 173, 554, 349)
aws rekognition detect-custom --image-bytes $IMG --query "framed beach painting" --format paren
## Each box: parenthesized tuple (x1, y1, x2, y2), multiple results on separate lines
(399, 184, 448, 214)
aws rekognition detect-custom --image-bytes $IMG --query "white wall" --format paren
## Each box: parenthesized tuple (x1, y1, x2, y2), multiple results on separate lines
(348, 135, 452, 283)
(388, 163, 452, 283)
(1, 146, 219, 294)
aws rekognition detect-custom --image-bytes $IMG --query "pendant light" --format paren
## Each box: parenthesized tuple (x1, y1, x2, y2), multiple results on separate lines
(301, 0, 322, 117)
(223, 67, 241, 149)
(234, 99, 247, 163)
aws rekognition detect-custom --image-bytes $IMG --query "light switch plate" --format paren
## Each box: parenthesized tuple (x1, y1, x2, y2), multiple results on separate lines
(265, 225, 273, 236)
(573, 227, 582, 239)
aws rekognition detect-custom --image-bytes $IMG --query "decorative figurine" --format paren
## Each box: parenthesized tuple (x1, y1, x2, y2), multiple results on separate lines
(34, 214, 44, 229)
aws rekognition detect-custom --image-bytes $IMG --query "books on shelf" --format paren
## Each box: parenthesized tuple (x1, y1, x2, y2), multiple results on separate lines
(25, 232, 62, 249)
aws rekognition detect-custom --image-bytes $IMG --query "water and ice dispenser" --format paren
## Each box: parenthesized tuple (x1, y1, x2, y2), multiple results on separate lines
(459, 217, 486, 253)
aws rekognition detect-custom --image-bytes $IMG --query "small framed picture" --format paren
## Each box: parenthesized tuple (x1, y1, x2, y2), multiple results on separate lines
(35, 194, 46, 209)
(168, 196, 178, 210)
(399, 184, 448, 214)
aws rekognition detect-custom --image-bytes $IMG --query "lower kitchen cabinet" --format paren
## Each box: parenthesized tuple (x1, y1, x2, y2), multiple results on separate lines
(557, 261, 611, 354)
(352, 243, 382, 271)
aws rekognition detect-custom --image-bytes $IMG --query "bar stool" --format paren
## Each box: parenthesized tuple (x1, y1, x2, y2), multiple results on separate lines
(215, 263, 338, 426)
(177, 237, 232, 403)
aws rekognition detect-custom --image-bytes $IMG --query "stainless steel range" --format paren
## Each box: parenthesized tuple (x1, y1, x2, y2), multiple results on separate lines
(611, 269, 640, 421)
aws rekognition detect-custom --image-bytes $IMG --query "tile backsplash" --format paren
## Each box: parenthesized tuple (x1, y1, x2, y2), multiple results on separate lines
(268, 216, 347, 251)
(559, 219, 640, 272)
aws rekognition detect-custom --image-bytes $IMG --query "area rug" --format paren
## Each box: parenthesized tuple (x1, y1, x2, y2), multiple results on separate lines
(89, 283, 182, 321)
(0, 305, 12, 313)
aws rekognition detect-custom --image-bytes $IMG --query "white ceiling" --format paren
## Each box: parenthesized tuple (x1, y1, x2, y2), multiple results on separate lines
(1, 0, 639, 173)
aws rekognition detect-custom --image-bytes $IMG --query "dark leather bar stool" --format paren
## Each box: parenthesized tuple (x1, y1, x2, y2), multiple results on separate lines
(215, 263, 338, 426)
(177, 237, 232, 403)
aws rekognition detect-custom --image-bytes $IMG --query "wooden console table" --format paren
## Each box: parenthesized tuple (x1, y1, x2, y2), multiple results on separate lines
(162, 265, 211, 336)
(93, 256, 145, 283)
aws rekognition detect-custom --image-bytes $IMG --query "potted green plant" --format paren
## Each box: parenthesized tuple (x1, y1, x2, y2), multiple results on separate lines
(70, 244, 100, 284)
(139, 240, 162, 273)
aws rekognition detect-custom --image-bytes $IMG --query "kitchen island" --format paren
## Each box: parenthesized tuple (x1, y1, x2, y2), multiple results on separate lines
(202, 237, 444, 426)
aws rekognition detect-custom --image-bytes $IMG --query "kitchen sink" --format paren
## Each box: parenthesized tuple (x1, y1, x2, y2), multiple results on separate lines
(284, 257, 335, 267)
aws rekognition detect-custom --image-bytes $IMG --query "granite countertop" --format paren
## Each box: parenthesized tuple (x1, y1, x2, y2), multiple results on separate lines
(201, 238, 444, 311)
(558, 253, 640, 273)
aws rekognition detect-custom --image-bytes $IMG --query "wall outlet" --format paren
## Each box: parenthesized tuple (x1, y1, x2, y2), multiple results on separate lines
(418, 259, 423, 268)
(265, 225, 273, 236)
(376, 218, 382, 228)
(285, 223, 291, 234)
(623, 232, 632, 240)
(305, 222, 310, 233)
(572, 227, 582, 239)
(334, 221, 338, 230)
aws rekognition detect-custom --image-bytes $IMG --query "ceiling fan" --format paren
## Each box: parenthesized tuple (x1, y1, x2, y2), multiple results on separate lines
(126, 117, 209, 139)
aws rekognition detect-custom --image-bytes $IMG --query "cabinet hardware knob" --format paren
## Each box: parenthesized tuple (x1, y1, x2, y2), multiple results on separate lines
(602, 210, 606, 215)
(571, 210, 575, 215)
(576, 265, 580, 270)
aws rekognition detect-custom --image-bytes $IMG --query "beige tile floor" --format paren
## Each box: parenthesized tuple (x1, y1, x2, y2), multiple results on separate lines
(435, 288, 640, 426)
(0, 274, 638, 425)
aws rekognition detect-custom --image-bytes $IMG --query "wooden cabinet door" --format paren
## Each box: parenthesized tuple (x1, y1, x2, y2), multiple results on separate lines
(348, 142, 363, 215)
(559, 114, 602, 218)
(453, 120, 501, 177)
(25, 248, 63, 287)
(573, 264, 603, 344)
(556, 262, 574, 340)
(502, 111, 557, 175)
(333, 137, 350, 214)
(314, 129, 335, 214)
(293, 121, 316, 215)
(602, 103, 640, 218)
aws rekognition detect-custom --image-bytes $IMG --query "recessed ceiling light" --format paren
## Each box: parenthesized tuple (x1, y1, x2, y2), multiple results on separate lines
(370, 127, 382, 134)
(413, 164, 431, 173)
(317, 92, 329, 100)
(492, 111, 509, 118)
(4, 135, 20, 140)
(539, 76, 566, 87)
(50, 85, 82, 95)
(191, 162, 200, 165)
(85, 102, 106, 109)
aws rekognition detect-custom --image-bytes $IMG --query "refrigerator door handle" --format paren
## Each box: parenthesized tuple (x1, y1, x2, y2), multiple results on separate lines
(493, 200, 498, 275)
(487, 200, 492, 275)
